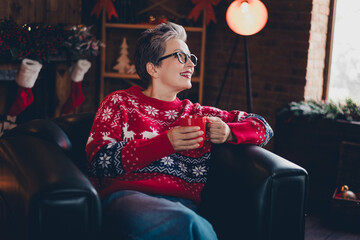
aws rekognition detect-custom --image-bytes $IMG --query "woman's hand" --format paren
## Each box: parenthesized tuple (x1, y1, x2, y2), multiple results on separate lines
(206, 117, 234, 144)
(167, 126, 204, 151)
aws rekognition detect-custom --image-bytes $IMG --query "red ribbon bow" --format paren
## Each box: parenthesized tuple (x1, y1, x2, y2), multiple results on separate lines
(91, 0, 119, 20)
(188, 0, 222, 25)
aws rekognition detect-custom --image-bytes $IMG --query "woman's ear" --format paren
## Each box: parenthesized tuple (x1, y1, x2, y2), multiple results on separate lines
(146, 62, 159, 78)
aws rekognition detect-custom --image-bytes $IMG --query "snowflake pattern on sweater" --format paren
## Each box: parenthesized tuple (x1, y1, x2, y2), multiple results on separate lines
(86, 86, 273, 204)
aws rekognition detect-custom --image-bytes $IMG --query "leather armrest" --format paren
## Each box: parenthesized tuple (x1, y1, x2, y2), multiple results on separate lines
(53, 112, 95, 174)
(2, 119, 72, 152)
(201, 144, 308, 240)
(0, 135, 101, 240)
(2, 114, 94, 174)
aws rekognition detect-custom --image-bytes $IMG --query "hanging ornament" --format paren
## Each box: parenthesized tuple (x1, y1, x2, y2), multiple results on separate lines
(113, 37, 130, 74)
(91, 0, 119, 20)
(188, 0, 222, 25)
(337, 185, 357, 200)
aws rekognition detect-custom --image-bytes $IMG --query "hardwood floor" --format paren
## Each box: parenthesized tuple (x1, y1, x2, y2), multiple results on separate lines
(305, 214, 360, 240)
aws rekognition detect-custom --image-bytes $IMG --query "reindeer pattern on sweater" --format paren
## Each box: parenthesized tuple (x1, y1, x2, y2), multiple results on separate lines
(86, 86, 273, 204)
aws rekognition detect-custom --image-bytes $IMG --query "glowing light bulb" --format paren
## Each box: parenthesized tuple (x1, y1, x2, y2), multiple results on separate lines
(226, 0, 268, 36)
(240, 2, 249, 14)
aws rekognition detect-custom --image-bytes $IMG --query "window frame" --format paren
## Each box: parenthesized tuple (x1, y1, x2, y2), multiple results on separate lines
(322, 0, 337, 100)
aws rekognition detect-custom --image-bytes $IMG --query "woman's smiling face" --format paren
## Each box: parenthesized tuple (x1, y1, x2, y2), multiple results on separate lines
(156, 38, 195, 93)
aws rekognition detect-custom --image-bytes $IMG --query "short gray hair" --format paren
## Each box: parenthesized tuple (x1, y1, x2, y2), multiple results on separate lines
(134, 22, 187, 87)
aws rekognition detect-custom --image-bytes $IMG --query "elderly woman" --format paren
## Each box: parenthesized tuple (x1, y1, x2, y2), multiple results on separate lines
(86, 22, 273, 240)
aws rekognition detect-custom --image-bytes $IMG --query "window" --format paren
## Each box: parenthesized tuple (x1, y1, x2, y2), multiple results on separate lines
(328, 0, 360, 103)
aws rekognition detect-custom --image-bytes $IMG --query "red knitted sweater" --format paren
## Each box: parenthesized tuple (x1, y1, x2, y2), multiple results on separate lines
(86, 86, 273, 204)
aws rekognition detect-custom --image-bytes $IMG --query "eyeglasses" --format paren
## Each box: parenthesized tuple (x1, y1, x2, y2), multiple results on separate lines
(157, 51, 198, 66)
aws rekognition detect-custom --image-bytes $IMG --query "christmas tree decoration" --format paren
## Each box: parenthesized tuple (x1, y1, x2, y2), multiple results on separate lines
(113, 37, 131, 74)
(8, 58, 43, 117)
(336, 185, 357, 200)
(63, 25, 102, 61)
(188, 0, 221, 25)
(61, 59, 91, 114)
(147, 16, 168, 25)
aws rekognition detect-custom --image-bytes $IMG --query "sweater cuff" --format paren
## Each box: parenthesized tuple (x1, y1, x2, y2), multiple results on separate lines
(139, 131, 176, 161)
(226, 122, 266, 145)
(226, 123, 242, 144)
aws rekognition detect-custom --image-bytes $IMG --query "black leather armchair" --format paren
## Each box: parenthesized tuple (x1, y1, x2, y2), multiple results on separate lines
(0, 113, 308, 240)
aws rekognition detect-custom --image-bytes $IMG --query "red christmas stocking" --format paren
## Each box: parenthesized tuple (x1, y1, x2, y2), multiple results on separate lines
(61, 60, 91, 114)
(8, 87, 34, 116)
(61, 82, 85, 114)
(8, 58, 42, 117)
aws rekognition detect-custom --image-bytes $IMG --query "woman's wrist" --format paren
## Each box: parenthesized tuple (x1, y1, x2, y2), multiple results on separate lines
(226, 129, 235, 142)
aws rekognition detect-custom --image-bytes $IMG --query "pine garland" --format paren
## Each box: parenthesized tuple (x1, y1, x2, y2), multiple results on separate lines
(280, 99, 360, 122)
(0, 18, 66, 63)
(0, 18, 101, 63)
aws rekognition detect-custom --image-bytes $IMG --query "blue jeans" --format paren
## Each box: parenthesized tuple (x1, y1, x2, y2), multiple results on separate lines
(101, 190, 218, 240)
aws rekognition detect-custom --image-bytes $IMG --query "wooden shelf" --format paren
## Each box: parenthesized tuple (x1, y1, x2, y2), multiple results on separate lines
(105, 23, 203, 32)
(99, 5, 207, 104)
(104, 72, 140, 79)
(104, 71, 200, 83)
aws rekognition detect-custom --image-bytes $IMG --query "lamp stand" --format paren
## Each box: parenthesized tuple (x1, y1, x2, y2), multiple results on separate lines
(215, 35, 253, 113)
(243, 36, 253, 113)
(215, 35, 239, 107)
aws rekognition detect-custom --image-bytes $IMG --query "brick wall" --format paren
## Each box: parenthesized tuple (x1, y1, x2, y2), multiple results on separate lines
(203, 0, 331, 149)
(0, 0, 332, 150)
(305, 0, 330, 101)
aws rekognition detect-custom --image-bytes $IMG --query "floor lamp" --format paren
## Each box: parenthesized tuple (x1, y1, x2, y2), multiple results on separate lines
(216, 0, 268, 112)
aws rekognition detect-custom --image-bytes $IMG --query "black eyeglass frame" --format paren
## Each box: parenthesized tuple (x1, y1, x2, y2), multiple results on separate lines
(157, 51, 198, 66)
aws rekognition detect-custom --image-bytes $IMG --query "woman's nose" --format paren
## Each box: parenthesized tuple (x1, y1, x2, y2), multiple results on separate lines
(186, 59, 195, 67)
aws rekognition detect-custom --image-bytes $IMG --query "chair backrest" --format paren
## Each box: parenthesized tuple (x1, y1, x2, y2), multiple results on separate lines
(0, 112, 100, 239)
(2, 112, 95, 174)
(53, 112, 95, 173)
